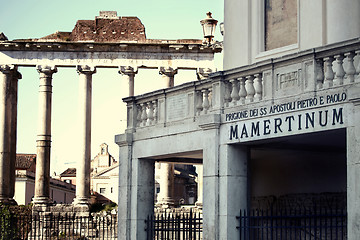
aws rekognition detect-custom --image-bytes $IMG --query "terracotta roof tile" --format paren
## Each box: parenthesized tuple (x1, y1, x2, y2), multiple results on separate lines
(15, 154, 36, 170)
(60, 168, 76, 176)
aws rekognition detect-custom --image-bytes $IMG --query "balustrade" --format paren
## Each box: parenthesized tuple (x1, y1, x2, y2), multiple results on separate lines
(318, 49, 360, 89)
(223, 74, 263, 108)
(136, 100, 158, 127)
(355, 50, 360, 81)
(196, 85, 213, 115)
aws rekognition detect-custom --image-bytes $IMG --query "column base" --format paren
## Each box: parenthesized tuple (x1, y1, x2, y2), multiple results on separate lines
(32, 196, 52, 206)
(73, 197, 90, 206)
(156, 198, 175, 208)
(0, 197, 17, 205)
(195, 202, 203, 209)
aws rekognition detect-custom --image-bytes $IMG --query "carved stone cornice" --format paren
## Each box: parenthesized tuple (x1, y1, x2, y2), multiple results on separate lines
(198, 114, 221, 130)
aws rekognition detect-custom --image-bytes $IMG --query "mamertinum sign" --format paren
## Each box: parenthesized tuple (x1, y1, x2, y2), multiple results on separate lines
(226, 92, 347, 142)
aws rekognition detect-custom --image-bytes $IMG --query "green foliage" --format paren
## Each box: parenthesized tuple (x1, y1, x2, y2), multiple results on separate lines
(89, 202, 117, 213)
(0, 204, 16, 240)
(0, 204, 32, 240)
(103, 202, 117, 212)
(89, 202, 104, 212)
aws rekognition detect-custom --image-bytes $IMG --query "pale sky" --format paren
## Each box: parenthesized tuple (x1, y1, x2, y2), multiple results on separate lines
(0, 0, 223, 174)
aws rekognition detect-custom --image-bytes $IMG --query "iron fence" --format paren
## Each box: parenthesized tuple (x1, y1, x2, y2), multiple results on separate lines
(237, 207, 347, 240)
(146, 210, 202, 240)
(0, 212, 118, 240)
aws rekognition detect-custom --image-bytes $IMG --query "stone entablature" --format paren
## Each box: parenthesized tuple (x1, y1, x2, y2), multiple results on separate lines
(123, 38, 360, 137)
(0, 40, 217, 69)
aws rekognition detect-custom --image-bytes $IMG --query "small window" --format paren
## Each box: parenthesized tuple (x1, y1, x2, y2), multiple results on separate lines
(111, 187, 113, 193)
(265, 0, 297, 51)
(99, 188, 106, 194)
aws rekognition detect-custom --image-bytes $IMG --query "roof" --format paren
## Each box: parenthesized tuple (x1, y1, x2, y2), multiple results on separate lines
(0, 32, 8, 41)
(15, 154, 36, 170)
(60, 168, 76, 176)
(92, 163, 119, 178)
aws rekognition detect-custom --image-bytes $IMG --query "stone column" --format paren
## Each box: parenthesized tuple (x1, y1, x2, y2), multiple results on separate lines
(158, 66, 177, 208)
(119, 66, 137, 97)
(0, 65, 14, 203)
(159, 67, 177, 88)
(33, 65, 57, 205)
(9, 67, 21, 204)
(195, 165, 203, 207)
(73, 65, 96, 206)
(157, 162, 175, 207)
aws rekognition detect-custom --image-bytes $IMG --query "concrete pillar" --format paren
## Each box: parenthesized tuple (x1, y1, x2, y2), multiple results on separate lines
(115, 133, 154, 240)
(73, 65, 96, 206)
(115, 133, 133, 240)
(157, 163, 175, 207)
(195, 164, 203, 207)
(199, 114, 221, 240)
(33, 65, 57, 205)
(0, 65, 13, 203)
(218, 144, 248, 239)
(347, 90, 360, 239)
(159, 67, 177, 88)
(119, 66, 137, 97)
(8, 67, 21, 204)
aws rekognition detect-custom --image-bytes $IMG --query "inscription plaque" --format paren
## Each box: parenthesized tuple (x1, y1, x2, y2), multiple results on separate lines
(166, 94, 187, 121)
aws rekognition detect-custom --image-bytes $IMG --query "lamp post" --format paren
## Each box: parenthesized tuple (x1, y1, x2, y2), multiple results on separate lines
(200, 12, 218, 45)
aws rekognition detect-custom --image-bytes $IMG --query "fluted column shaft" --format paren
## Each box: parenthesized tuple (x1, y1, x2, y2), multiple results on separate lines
(159, 67, 177, 88)
(119, 66, 137, 97)
(33, 65, 57, 205)
(74, 65, 96, 205)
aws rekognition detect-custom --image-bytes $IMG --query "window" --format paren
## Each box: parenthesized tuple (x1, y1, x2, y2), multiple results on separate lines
(265, 0, 297, 51)
(99, 188, 106, 194)
(111, 187, 113, 193)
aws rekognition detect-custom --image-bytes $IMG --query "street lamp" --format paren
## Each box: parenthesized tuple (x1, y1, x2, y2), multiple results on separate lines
(200, 12, 218, 45)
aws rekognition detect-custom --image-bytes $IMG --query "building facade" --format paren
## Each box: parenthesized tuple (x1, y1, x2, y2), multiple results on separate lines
(14, 154, 75, 205)
(116, 0, 360, 239)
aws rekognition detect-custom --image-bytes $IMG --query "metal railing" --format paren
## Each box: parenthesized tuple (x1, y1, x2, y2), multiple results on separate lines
(146, 210, 202, 240)
(237, 207, 347, 240)
(0, 211, 118, 240)
(0, 212, 31, 240)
